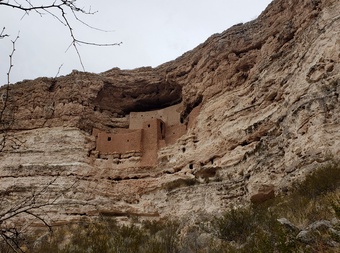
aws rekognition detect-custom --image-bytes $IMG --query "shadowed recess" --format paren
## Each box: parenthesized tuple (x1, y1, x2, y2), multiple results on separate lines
(93, 80, 182, 115)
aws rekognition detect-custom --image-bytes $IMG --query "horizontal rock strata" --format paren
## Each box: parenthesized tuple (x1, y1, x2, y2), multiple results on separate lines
(0, 0, 339, 223)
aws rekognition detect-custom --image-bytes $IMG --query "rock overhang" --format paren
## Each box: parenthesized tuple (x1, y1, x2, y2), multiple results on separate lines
(92, 79, 182, 115)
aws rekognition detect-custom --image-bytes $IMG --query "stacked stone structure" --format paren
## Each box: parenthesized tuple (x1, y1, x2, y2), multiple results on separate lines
(93, 103, 193, 167)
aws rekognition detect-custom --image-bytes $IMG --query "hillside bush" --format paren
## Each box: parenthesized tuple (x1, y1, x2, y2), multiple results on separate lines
(211, 207, 255, 243)
(331, 194, 340, 218)
(294, 160, 340, 199)
(3, 161, 339, 253)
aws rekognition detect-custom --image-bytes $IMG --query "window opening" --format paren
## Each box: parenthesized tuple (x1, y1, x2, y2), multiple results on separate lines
(108, 137, 112, 141)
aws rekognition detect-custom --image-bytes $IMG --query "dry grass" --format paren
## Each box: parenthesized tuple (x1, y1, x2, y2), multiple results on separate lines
(1, 161, 339, 253)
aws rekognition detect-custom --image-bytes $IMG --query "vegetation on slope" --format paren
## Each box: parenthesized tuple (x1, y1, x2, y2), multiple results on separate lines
(1, 161, 339, 253)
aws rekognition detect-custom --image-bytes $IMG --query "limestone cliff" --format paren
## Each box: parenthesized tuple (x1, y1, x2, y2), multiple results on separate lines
(0, 0, 339, 224)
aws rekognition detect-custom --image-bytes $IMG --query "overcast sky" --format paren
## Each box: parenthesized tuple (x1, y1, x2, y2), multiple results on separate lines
(0, 0, 272, 85)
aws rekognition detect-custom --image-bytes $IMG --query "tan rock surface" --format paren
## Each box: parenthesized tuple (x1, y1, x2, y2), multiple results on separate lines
(0, 0, 339, 223)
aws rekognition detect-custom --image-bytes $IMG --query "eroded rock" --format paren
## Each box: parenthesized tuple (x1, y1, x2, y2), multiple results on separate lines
(0, 0, 340, 223)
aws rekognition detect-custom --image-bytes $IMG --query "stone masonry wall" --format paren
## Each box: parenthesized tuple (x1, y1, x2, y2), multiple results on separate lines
(129, 103, 183, 129)
(96, 130, 142, 155)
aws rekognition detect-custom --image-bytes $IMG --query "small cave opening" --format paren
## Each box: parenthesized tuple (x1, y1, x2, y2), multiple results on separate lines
(107, 137, 112, 141)
(182, 147, 186, 153)
(240, 140, 249, 146)
(189, 164, 193, 170)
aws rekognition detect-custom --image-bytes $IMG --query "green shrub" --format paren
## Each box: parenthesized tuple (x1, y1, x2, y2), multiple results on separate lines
(330, 194, 340, 218)
(5, 161, 340, 253)
(29, 217, 180, 253)
(143, 219, 179, 253)
(211, 207, 255, 243)
(294, 161, 340, 199)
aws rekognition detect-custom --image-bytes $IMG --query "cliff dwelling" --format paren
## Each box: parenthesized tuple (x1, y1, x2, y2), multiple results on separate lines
(93, 103, 201, 168)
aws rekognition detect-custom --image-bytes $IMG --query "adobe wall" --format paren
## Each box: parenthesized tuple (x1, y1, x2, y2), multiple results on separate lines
(96, 129, 142, 154)
(165, 124, 187, 145)
(129, 103, 183, 129)
(92, 128, 101, 138)
(163, 103, 183, 126)
(140, 118, 164, 166)
(93, 102, 193, 167)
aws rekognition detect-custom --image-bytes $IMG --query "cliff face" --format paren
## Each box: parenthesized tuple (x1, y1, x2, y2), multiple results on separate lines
(0, 0, 339, 224)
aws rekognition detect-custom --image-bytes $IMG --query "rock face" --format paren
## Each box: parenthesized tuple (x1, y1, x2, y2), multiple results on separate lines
(0, 0, 340, 224)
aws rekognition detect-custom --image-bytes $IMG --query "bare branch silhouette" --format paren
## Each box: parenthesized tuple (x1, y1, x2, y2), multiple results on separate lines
(0, 34, 19, 154)
(0, 175, 89, 251)
(0, 2, 110, 250)
(0, 27, 9, 39)
(55, 63, 64, 78)
(0, 0, 122, 71)
(7, 33, 19, 85)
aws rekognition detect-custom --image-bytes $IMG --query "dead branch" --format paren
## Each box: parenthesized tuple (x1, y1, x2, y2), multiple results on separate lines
(0, 1, 114, 250)
(0, 34, 21, 158)
(7, 34, 19, 85)
(0, 175, 90, 251)
(0, 27, 9, 39)
(0, 0, 122, 71)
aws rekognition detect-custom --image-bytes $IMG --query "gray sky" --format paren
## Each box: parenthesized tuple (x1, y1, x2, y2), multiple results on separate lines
(0, 0, 272, 85)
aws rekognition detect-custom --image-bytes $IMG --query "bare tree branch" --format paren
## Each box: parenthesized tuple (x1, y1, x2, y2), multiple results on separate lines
(0, 233, 23, 253)
(55, 63, 64, 78)
(7, 33, 19, 85)
(0, 34, 19, 154)
(0, 0, 122, 71)
(0, 27, 9, 39)
(0, 1, 115, 250)
(0, 176, 90, 251)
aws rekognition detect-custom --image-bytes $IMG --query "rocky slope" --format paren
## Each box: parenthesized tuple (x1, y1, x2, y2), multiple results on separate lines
(0, 0, 339, 225)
